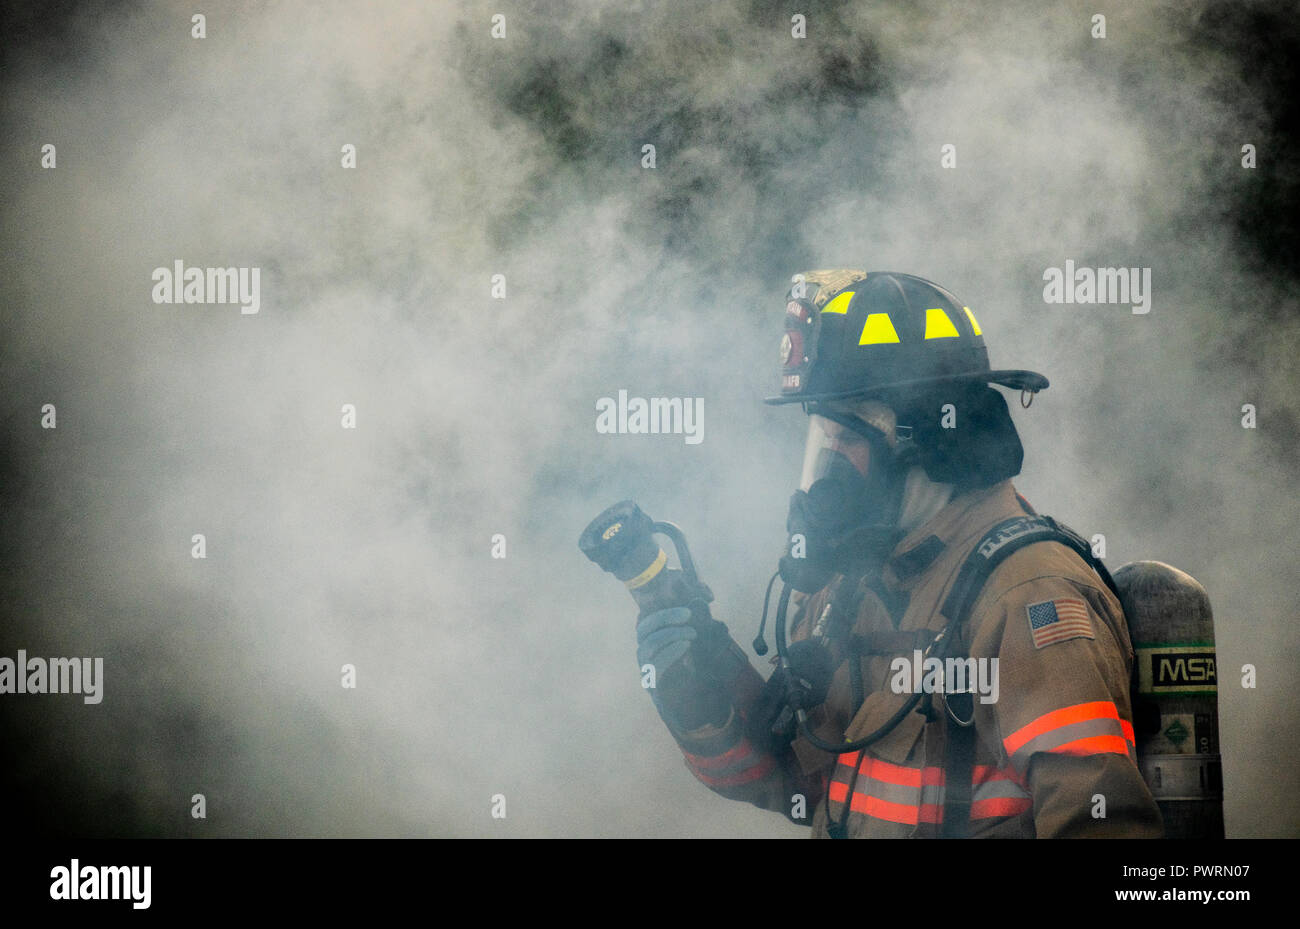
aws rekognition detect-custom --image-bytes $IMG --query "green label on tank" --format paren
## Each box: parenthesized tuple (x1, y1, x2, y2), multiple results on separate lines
(1162, 718, 1189, 747)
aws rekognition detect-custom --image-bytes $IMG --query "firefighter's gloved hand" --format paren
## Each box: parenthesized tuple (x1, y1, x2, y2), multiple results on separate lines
(636, 607, 731, 733)
(636, 607, 697, 676)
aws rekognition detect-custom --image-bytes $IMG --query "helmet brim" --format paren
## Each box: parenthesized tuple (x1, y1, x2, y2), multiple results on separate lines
(763, 369, 1049, 406)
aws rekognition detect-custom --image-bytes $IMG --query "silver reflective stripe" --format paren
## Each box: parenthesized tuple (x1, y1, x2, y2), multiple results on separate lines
(1009, 717, 1131, 774)
(836, 762, 1030, 822)
(972, 778, 1031, 803)
(855, 778, 922, 808)
(686, 742, 763, 780)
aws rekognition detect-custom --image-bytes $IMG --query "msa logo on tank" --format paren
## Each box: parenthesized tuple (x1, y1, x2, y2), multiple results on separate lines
(1136, 644, 1217, 693)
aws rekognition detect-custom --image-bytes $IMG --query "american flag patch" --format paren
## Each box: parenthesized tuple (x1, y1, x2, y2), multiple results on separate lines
(1026, 598, 1093, 649)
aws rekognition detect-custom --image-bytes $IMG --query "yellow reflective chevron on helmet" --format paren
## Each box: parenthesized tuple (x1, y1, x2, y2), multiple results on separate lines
(858, 313, 901, 345)
(963, 306, 982, 336)
(821, 291, 855, 315)
(924, 308, 960, 339)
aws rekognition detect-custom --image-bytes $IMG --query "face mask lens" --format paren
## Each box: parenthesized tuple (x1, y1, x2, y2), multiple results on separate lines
(799, 414, 873, 491)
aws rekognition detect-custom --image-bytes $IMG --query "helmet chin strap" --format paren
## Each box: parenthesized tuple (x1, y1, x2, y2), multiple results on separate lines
(897, 465, 955, 533)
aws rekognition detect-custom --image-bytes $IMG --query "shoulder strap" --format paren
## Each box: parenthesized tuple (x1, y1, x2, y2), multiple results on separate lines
(940, 515, 1118, 626)
(938, 514, 1119, 838)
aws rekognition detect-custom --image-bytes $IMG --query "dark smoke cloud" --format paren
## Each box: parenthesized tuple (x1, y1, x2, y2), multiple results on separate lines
(1, 0, 1296, 837)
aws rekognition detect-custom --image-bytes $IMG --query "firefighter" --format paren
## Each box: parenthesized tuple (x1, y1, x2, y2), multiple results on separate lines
(632, 270, 1163, 838)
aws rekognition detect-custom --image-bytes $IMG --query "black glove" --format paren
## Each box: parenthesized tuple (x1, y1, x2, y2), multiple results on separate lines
(635, 605, 734, 732)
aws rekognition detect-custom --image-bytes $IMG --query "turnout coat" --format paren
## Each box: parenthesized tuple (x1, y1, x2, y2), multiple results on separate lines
(657, 480, 1163, 838)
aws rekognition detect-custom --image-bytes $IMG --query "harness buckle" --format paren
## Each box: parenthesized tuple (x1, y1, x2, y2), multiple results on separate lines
(942, 689, 976, 727)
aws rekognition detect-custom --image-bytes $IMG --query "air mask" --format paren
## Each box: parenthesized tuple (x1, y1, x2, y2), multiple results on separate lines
(778, 400, 907, 593)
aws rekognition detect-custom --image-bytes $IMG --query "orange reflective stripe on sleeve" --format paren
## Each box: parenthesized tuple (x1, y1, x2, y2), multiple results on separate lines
(1042, 734, 1132, 757)
(683, 737, 776, 788)
(685, 739, 755, 770)
(1003, 701, 1121, 754)
(693, 755, 776, 788)
(1003, 701, 1136, 775)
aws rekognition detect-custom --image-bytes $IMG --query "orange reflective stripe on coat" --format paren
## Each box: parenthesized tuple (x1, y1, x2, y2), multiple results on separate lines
(1002, 700, 1136, 776)
(683, 737, 776, 788)
(828, 754, 1031, 826)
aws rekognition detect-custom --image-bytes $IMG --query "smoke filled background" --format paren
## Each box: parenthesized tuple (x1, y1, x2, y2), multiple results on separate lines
(1, 0, 1296, 838)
